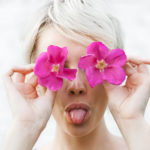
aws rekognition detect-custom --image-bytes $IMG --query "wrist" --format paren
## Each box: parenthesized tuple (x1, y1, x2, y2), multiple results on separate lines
(114, 116, 150, 150)
(3, 120, 43, 150)
(13, 118, 47, 132)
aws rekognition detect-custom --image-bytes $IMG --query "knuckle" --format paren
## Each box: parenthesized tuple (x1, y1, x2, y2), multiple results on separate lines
(2, 69, 13, 81)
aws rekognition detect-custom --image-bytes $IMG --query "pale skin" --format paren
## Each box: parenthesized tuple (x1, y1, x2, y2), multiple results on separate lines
(2, 25, 150, 150)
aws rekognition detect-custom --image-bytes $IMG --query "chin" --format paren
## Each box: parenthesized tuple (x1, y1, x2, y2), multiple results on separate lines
(64, 120, 94, 137)
(62, 112, 98, 138)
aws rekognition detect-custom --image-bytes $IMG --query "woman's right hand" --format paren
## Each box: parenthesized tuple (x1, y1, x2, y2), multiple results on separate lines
(2, 63, 56, 130)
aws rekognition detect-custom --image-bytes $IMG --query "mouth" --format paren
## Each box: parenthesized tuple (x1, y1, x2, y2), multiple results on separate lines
(65, 103, 90, 125)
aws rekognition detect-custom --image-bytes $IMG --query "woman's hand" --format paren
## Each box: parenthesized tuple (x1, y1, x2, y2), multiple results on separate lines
(104, 56, 150, 150)
(104, 56, 150, 120)
(2, 64, 56, 129)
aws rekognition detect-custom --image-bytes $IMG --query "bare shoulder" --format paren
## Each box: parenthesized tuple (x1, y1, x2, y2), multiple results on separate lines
(111, 134, 129, 150)
(35, 135, 128, 150)
(36, 140, 54, 150)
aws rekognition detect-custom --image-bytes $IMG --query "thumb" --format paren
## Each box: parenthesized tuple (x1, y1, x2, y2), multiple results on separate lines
(33, 88, 56, 113)
(45, 88, 56, 98)
(44, 89, 56, 107)
(103, 80, 117, 91)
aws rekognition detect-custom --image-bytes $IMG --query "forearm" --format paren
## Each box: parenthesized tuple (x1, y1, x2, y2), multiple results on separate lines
(3, 120, 43, 150)
(114, 116, 150, 150)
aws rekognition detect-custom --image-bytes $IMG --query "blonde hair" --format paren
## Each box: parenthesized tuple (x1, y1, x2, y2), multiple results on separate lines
(22, 0, 124, 64)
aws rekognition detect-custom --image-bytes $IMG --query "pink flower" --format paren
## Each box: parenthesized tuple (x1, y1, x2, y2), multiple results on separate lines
(78, 41, 127, 88)
(34, 45, 77, 91)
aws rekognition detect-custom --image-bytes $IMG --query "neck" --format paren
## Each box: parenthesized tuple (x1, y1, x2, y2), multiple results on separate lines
(53, 117, 114, 150)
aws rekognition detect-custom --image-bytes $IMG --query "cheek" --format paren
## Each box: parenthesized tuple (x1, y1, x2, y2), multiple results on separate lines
(94, 98, 107, 120)
(51, 99, 61, 120)
(93, 85, 108, 104)
(90, 85, 108, 118)
(51, 92, 66, 123)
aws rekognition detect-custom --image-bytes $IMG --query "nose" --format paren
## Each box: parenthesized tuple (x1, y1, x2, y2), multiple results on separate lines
(66, 69, 87, 96)
(67, 86, 86, 95)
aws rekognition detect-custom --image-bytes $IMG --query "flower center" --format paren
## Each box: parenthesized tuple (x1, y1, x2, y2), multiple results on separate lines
(96, 59, 107, 71)
(52, 64, 60, 73)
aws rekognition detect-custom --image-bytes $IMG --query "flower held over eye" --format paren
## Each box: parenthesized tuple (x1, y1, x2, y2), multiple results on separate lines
(34, 45, 77, 91)
(78, 41, 127, 88)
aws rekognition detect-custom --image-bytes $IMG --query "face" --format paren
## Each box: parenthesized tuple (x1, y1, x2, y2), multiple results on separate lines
(35, 25, 108, 137)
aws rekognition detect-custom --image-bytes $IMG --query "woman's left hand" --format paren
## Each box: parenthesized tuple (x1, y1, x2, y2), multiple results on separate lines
(104, 56, 150, 150)
(104, 56, 150, 120)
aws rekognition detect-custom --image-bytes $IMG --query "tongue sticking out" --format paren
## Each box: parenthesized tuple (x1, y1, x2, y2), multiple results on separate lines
(69, 109, 87, 124)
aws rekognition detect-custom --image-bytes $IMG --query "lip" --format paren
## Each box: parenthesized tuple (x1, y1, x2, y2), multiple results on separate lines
(65, 102, 90, 112)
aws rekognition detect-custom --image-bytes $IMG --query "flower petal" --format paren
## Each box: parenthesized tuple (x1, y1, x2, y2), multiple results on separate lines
(57, 68, 77, 81)
(103, 66, 126, 85)
(87, 41, 109, 60)
(78, 54, 97, 70)
(105, 49, 127, 67)
(47, 45, 68, 65)
(38, 73, 63, 91)
(34, 52, 52, 77)
(86, 67, 104, 88)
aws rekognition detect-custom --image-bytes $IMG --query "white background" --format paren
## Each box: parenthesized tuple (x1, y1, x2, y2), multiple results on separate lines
(0, 0, 150, 149)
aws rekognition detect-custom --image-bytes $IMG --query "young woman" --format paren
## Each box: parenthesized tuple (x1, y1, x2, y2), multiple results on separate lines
(2, 0, 150, 150)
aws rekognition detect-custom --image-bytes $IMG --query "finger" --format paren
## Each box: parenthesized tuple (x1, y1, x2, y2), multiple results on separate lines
(2, 64, 35, 89)
(44, 89, 56, 106)
(127, 56, 150, 65)
(45, 88, 56, 97)
(23, 89, 38, 100)
(103, 80, 118, 91)
(26, 73, 38, 87)
(2, 69, 15, 90)
(11, 64, 35, 74)
(123, 62, 137, 76)
(138, 64, 149, 74)
(33, 88, 56, 114)
(13, 73, 25, 83)
(36, 85, 50, 97)
(2, 72, 26, 106)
